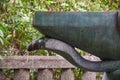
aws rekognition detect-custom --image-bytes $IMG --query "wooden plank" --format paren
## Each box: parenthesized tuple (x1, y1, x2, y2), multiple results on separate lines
(37, 69, 53, 80)
(14, 69, 30, 80)
(0, 56, 75, 69)
(61, 69, 74, 80)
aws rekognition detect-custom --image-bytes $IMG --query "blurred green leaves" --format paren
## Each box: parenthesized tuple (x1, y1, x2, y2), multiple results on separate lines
(0, 22, 8, 46)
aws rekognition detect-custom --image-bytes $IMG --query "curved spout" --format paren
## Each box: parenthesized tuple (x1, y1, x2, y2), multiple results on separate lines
(27, 38, 120, 72)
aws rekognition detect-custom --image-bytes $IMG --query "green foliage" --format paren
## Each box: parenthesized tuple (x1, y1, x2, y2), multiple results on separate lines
(0, 22, 7, 45)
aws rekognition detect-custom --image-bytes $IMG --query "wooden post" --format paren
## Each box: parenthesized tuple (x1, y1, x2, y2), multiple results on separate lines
(82, 71, 96, 80)
(82, 55, 100, 80)
(14, 69, 30, 80)
(0, 69, 6, 80)
(61, 68, 74, 80)
(37, 69, 53, 80)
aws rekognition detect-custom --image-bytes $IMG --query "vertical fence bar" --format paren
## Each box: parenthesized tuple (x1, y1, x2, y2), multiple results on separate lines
(14, 69, 30, 80)
(37, 69, 53, 80)
(0, 69, 6, 80)
(61, 68, 74, 80)
(82, 55, 100, 80)
(82, 71, 96, 80)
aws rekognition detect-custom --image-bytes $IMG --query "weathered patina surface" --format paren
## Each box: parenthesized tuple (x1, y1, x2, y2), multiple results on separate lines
(33, 11, 120, 60)
(27, 11, 120, 80)
(27, 38, 120, 72)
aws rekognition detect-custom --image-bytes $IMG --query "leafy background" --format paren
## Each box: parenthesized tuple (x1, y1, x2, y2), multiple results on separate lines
(0, 0, 120, 80)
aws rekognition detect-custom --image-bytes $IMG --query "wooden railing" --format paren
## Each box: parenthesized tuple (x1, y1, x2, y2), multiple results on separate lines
(0, 56, 99, 80)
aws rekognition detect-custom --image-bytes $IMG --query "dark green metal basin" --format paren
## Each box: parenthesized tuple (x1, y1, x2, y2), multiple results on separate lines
(33, 11, 120, 60)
